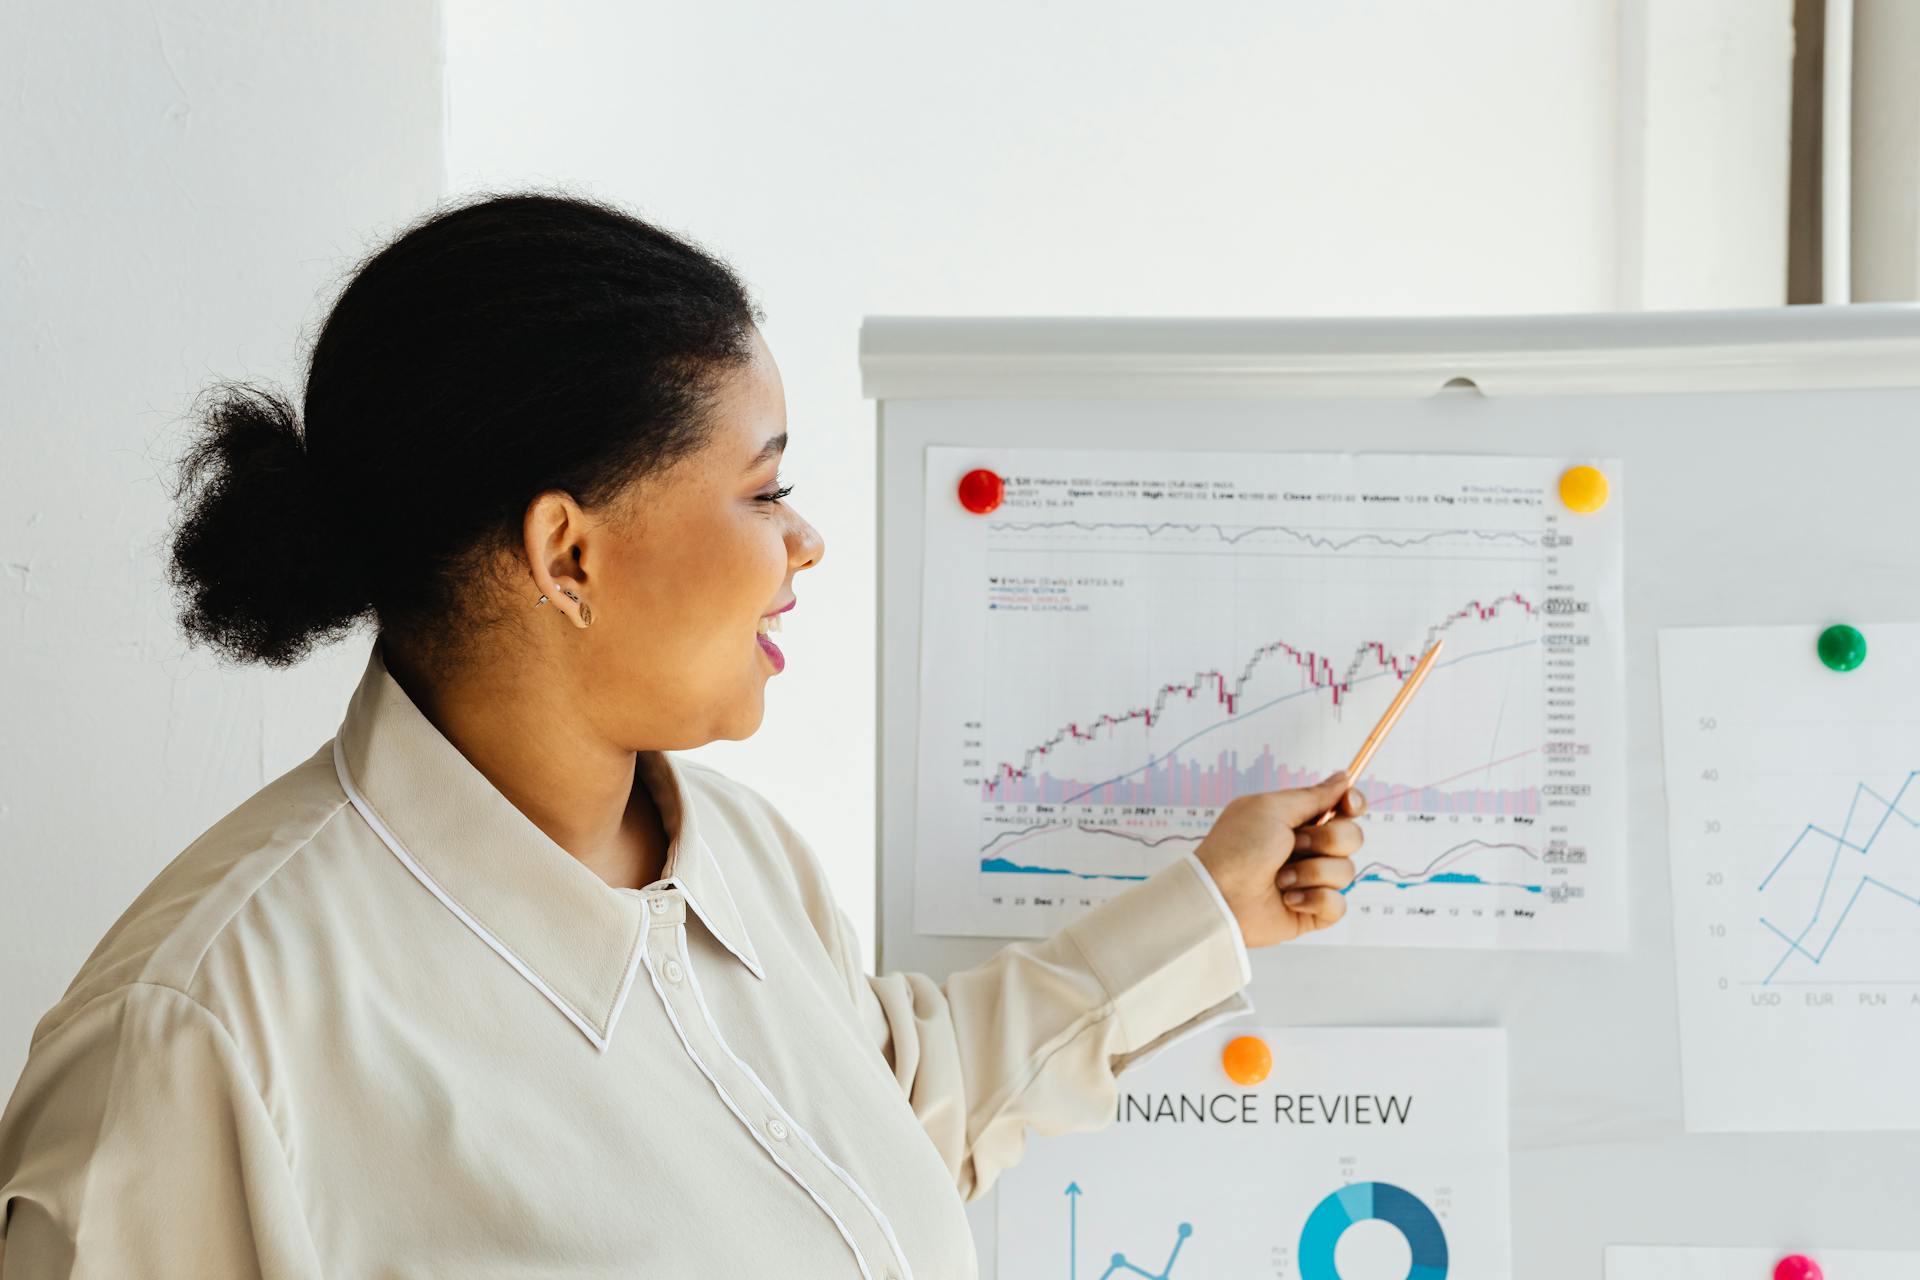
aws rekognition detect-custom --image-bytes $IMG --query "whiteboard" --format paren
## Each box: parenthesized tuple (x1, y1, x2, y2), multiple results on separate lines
(863, 307, 1920, 1279)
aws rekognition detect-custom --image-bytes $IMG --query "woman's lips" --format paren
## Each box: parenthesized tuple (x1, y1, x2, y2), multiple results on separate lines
(756, 605, 788, 673)
(756, 630, 785, 673)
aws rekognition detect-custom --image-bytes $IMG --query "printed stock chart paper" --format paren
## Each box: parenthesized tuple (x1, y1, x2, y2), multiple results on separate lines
(995, 1027, 1511, 1280)
(1661, 623, 1920, 1132)
(914, 448, 1627, 948)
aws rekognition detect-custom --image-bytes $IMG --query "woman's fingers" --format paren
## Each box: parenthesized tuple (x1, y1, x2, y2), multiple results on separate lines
(1263, 772, 1353, 828)
(1337, 785, 1368, 818)
(1293, 817, 1363, 857)
(1278, 856, 1356, 893)
(1279, 885, 1348, 925)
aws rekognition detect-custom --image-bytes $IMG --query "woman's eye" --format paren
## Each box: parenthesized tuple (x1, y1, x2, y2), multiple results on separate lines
(756, 483, 794, 504)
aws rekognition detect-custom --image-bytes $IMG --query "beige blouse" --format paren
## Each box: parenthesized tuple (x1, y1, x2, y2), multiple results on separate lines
(0, 641, 1253, 1278)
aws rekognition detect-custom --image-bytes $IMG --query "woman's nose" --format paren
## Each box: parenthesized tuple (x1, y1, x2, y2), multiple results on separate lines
(789, 510, 824, 570)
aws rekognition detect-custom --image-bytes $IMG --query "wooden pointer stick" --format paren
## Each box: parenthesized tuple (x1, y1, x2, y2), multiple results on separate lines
(1311, 635, 1447, 828)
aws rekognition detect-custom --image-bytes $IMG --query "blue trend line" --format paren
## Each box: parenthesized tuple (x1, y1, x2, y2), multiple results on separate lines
(1758, 782, 1894, 889)
(1758, 771, 1920, 985)
(1098, 1223, 1192, 1280)
(1065, 1183, 1192, 1280)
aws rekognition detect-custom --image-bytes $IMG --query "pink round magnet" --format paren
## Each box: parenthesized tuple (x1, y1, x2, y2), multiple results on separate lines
(1774, 1256, 1823, 1280)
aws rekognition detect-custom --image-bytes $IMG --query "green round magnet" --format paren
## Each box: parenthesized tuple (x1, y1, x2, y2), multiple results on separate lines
(1817, 623, 1867, 672)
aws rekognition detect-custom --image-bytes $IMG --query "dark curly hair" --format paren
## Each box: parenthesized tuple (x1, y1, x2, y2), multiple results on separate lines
(165, 188, 762, 669)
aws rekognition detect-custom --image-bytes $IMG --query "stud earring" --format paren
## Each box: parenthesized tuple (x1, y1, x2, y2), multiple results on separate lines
(560, 587, 592, 628)
(534, 594, 549, 607)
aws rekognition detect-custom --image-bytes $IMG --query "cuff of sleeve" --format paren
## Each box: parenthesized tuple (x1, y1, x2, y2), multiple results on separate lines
(1181, 849, 1253, 987)
(1063, 853, 1254, 1062)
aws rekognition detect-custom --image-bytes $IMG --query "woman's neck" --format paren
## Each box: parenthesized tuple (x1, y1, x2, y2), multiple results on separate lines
(380, 636, 671, 891)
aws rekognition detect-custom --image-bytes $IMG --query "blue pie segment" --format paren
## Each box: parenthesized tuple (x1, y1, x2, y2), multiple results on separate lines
(1297, 1180, 1448, 1280)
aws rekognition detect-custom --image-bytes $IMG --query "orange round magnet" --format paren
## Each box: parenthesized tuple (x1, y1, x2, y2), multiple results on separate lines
(1558, 464, 1609, 514)
(1221, 1034, 1272, 1087)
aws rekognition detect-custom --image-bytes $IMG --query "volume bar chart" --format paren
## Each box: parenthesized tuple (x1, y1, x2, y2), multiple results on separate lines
(983, 745, 1542, 815)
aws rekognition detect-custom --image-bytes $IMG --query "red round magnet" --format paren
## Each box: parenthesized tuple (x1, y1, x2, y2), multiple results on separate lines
(1774, 1256, 1823, 1280)
(958, 468, 1004, 514)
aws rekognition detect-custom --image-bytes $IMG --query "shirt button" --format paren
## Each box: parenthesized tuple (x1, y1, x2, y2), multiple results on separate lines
(663, 958, 684, 984)
(766, 1118, 788, 1142)
(648, 896, 669, 915)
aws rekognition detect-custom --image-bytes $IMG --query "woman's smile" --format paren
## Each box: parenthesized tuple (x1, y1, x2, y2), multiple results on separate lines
(756, 598, 794, 672)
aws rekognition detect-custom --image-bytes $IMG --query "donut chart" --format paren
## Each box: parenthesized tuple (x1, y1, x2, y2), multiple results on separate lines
(1298, 1181, 1449, 1280)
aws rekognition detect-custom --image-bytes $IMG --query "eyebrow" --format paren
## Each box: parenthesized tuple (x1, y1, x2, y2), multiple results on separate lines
(745, 432, 787, 471)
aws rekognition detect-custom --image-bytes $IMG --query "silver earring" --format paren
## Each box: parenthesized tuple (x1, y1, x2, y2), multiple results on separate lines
(534, 594, 549, 607)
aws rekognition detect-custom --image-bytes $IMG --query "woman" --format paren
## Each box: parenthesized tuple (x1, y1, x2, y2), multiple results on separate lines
(0, 192, 1364, 1277)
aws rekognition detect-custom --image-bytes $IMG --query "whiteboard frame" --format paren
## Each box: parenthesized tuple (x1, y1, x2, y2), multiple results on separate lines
(862, 304, 1920, 401)
(865, 303, 1920, 977)
(862, 305, 1920, 1277)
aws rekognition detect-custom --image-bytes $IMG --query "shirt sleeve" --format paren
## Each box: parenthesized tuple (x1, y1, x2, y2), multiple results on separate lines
(770, 803, 1256, 1203)
(0, 982, 321, 1278)
(1180, 847, 1254, 988)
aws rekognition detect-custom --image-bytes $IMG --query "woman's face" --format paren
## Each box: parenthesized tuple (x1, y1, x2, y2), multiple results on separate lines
(534, 323, 824, 748)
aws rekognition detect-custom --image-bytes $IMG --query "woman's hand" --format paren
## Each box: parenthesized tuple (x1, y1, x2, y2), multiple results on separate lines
(1193, 771, 1366, 947)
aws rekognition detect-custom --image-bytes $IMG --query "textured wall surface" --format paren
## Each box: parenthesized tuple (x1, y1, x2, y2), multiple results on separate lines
(0, 0, 445, 1087)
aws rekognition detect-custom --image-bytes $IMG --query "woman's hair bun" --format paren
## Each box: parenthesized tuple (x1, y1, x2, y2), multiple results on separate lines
(163, 190, 759, 672)
(165, 382, 371, 667)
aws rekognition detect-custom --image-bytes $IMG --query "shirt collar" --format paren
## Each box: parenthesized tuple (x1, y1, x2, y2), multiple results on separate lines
(331, 640, 764, 1052)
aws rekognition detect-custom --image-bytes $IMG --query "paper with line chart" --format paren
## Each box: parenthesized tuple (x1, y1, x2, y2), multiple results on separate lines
(914, 447, 1626, 947)
(996, 1027, 1510, 1280)
(1661, 623, 1920, 1133)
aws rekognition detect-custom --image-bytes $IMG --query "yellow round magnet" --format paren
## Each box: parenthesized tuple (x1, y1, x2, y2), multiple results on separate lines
(1559, 464, 1609, 514)
(1221, 1034, 1272, 1087)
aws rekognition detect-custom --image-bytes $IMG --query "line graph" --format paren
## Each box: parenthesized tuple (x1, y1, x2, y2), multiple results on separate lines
(986, 594, 1540, 800)
(985, 636, 1545, 809)
(1349, 837, 1552, 895)
(918, 448, 1625, 948)
(1758, 772, 1920, 983)
(1661, 623, 1920, 1133)
(991, 517, 1544, 554)
(1060, 1184, 1194, 1280)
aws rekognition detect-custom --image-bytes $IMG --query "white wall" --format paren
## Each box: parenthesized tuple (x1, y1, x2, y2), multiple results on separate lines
(1616, 0, 1794, 307)
(445, 0, 1791, 969)
(1, 1, 1800, 1087)
(0, 2, 444, 1087)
